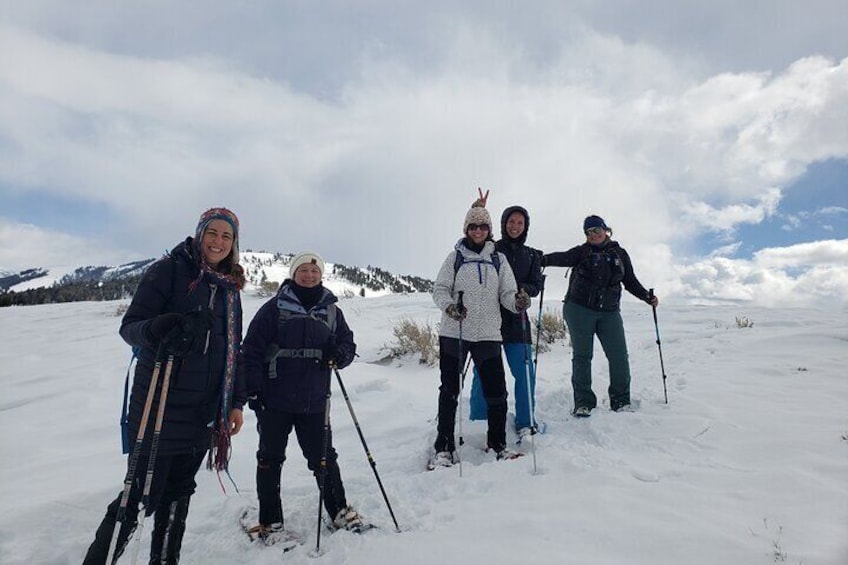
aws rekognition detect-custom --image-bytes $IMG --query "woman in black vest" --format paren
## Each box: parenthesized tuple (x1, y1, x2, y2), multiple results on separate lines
(84, 208, 247, 564)
(542, 215, 658, 416)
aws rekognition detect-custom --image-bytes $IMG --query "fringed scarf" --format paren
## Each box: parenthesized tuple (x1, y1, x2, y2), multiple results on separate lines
(206, 282, 240, 476)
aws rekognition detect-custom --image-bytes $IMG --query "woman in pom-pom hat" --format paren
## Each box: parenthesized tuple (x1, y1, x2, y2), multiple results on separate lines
(429, 189, 530, 468)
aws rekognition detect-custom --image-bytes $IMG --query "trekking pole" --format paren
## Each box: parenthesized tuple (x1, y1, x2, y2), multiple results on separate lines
(314, 369, 333, 554)
(519, 312, 538, 474)
(649, 289, 669, 404)
(106, 348, 165, 565)
(456, 291, 465, 477)
(130, 354, 176, 565)
(533, 275, 547, 374)
(333, 368, 401, 532)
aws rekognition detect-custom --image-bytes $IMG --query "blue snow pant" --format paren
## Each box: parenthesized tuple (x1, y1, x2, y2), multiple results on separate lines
(563, 301, 632, 411)
(435, 337, 507, 453)
(254, 407, 348, 525)
(469, 342, 536, 430)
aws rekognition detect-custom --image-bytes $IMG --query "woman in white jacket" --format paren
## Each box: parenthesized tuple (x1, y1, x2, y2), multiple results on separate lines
(430, 194, 530, 467)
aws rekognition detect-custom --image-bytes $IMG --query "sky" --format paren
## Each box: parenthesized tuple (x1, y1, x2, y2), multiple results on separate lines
(1, 292, 846, 564)
(1, 1, 847, 306)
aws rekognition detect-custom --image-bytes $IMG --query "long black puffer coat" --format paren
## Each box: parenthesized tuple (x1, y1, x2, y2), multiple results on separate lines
(120, 238, 246, 456)
(495, 206, 544, 343)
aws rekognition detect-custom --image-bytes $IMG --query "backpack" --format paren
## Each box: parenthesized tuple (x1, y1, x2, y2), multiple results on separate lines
(451, 248, 501, 292)
(264, 303, 338, 379)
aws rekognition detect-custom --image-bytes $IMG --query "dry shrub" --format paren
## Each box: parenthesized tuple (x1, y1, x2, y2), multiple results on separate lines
(532, 309, 567, 353)
(735, 315, 754, 328)
(383, 317, 439, 365)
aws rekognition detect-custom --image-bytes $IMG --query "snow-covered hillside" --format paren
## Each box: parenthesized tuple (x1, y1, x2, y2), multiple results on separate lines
(1, 295, 846, 564)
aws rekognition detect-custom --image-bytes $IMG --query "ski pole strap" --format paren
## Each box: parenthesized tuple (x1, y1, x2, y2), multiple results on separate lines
(649, 288, 659, 327)
(120, 348, 140, 455)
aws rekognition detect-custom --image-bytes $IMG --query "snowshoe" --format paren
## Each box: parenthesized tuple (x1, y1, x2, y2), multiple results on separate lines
(515, 422, 547, 444)
(427, 450, 456, 471)
(486, 447, 524, 461)
(331, 506, 374, 534)
(239, 510, 302, 550)
(573, 406, 592, 418)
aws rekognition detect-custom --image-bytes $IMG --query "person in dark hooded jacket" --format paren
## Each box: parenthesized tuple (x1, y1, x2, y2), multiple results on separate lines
(542, 215, 659, 417)
(468, 206, 543, 439)
(241, 251, 365, 542)
(83, 207, 247, 565)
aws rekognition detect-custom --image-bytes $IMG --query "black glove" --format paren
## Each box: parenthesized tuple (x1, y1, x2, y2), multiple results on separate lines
(161, 309, 215, 357)
(247, 394, 263, 411)
(445, 303, 467, 321)
(146, 313, 183, 343)
(515, 289, 531, 311)
(323, 341, 339, 368)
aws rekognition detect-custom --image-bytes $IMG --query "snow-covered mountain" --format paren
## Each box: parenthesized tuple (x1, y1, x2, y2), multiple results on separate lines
(0, 251, 433, 306)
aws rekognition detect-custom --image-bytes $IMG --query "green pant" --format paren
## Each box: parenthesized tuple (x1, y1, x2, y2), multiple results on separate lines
(563, 301, 631, 411)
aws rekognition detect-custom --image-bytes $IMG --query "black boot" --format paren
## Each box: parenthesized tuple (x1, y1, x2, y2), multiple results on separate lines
(82, 495, 138, 565)
(256, 461, 284, 526)
(435, 392, 458, 452)
(318, 460, 348, 520)
(148, 496, 190, 565)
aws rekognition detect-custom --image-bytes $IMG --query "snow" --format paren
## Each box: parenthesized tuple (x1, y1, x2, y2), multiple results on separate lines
(3, 265, 77, 292)
(1, 294, 846, 564)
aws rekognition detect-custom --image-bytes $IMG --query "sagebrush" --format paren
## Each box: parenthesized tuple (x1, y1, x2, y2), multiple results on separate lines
(532, 309, 568, 353)
(383, 317, 439, 365)
(735, 315, 754, 328)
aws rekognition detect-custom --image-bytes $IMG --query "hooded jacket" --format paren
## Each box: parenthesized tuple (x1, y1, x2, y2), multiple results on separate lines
(495, 206, 544, 343)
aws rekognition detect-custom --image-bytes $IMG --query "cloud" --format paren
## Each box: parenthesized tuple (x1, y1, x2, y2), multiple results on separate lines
(675, 239, 848, 306)
(0, 219, 132, 271)
(0, 17, 846, 305)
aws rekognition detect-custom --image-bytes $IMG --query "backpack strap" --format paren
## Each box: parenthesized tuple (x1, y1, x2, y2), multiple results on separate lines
(452, 249, 501, 291)
(264, 303, 338, 379)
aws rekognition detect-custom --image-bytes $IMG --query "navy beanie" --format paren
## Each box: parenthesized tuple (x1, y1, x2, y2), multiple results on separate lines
(583, 215, 608, 232)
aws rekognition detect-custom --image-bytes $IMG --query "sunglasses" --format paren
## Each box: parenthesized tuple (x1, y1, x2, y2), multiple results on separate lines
(585, 227, 606, 236)
(467, 224, 490, 232)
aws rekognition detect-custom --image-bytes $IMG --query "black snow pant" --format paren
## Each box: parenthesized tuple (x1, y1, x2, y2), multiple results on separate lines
(435, 337, 508, 452)
(82, 451, 205, 565)
(254, 407, 348, 525)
